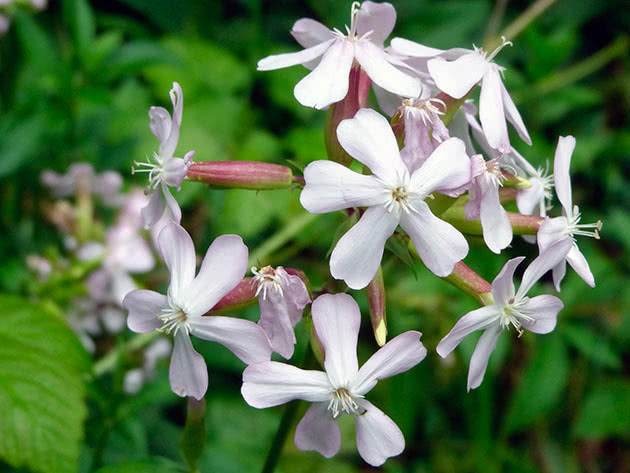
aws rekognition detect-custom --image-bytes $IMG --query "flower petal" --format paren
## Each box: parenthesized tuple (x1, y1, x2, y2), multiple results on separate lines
(479, 67, 509, 152)
(336, 108, 408, 184)
(400, 200, 469, 277)
(372, 82, 403, 117)
(141, 189, 165, 229)
(520, 294, 563, 334)
(123, 289, 168, 333)
(157, 223, 196, 301)
(479, 174, 512, 253)
(516, 179, 545, 216)
(241, 361, 332, 408)
(566, 244, 595, 288)
(161, 184, 182, 225)
(354, 40, 421, 99)
(189, 316, 271, 364)
(169, 331, 207, 400)
(355, 399, 405, 467)
(294, 402, 341, 458)
(181, 234, 248, 317)
(356, 1, 396, 46)
(500, 79, 531, 145)
(491, 257, 525, 307)
(291, 18, 334, 48)
(257, 38, 335, 71)
(553, 135, 576, 214)
(467, 324, 502, 391)
(330, 205, 399, 290)
(436, 305, 501, 357)
(428, 53, 489, 99)
(259, 289, 298, 359)
(299, 160, 388, 213)
(294, 39, 354, 109)
(161, 82, 183, 159)
(517, 238, 573, 299)
(390, 37, 446, 58)
(281, 269, 311, 325)
(352, 331, 427, 395)
(148, 106, 171, 143)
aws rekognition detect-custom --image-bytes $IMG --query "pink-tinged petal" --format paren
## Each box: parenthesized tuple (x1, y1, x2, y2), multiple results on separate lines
(157, 223, 196, 301)
(162, 157, 189, 189)
(241, 361, 332, 408)
(336, 108, 408, 185)
(161, 184, 182, 225)
(148, 106, 171, 143)
(553, 135, 576, 214)
(520, 294, 563, 334)
(400, 200, 468, 277)
(169, 331, 207, 400)
(312, 293, 361, 387)
(566, 244, 595, 288)
(330, 205, 399, 290)
(181, 235, 248, 317)
(390, 37, 446, 58)
(354, 40, 421, 99)
(516, 180, 545, 216)
(257, 38, 334, 71)
(479, 67, 509, 152)
(408, 137, 471, 196)
(291, 18, 334, 48)
(467, 324, 502, 391)
(300, 160, 388, 213)
(294, 40, 354, 109)
(123, 289, 168, 333)
(161, 82, 183, 159)
(436, 305, 501, 357)
(294, 402, 341, 458)
(479, 174, 512, 253)
(500, 79, 531, 145)
(428, 53, 489, 99)
(259, 290, 297, 359)
(189, 316, 271, 364)
(537, 216, 570, 251)
(142, 189, 165, 229)
(352, 331, 426, 395)
(356, 1, 396, 46)
(552, 259, 567, 292)
(355, 400, 404, 467)
(517, 238, 573, 299)
(491, 257, 525, 307)
(281, 269, 311, 325)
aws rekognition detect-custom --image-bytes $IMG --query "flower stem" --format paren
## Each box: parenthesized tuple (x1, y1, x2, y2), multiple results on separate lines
(486, 0, 559, 50)
(92, 332, 160, 378)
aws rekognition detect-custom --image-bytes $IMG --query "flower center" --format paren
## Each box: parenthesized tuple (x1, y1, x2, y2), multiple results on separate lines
(500, 297, 535, 336)
(132, 152, 164, 192)
(251, 266, 284, 300)
(158, 300, 190, 336)
(327, 387, 364, 418)
(384, 185, 415, 215)
(567, 205, 602, 240)
(402, 97, 446, 126)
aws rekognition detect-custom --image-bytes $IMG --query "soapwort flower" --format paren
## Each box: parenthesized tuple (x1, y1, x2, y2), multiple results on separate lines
(437, 238, 573, 391)
(300, 108, 470, 289)
(123, 224, 272, 399)
(133, 82, 194, 229)
(241, 293, 426, 466)
(257, 1, 421, 109)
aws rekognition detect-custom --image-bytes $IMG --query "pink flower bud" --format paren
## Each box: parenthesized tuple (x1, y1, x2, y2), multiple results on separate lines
(366, 267, 387, 346)
(187, 161, 293, 190)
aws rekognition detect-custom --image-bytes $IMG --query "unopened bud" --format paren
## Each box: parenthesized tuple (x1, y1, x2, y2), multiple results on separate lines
(502, 173, 532, 189)
(367, 267, 387, 346)
(187, 161, 293, 190)
(206, 277, 258, 315)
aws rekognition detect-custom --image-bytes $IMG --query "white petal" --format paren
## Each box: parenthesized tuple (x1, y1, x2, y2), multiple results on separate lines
(428, 53, 489, 99)
(291, 18, 334, 48)
(141, 189, 165, 229)
(352, 331, 426, 395)
(479, 174, 512, 253)
(148, 106, 171, 143)
(436, 305, 501, 357)
(467, 325, 502, 391)
(500, 79, 531, 145)
(537, 216, 570, 251)
(169, 331, 207, 400)
(355, 40, 421, 98)
(517, 238, 573, 299)
(520, 295, 563, 334)
(161, 82, 183, 160)
(157, 223, 196, 302)
(356, 1, 396, 46)
(280, 269, 311, 326)
(553, 135, 576, 214)
(110, 270, 137, 306)
(336, 108, 409, 184)
(400, 200, 468, 277)
(190, 316, 271, 364)
(479, 67, 509, 152)
(161, 184, 182, 225)
(566, 244, 595, 288)
(294, 402, 341, 458)
(118, 236, 155, 273)
(552, 259, 567, 292)
(330, 205, 399, 290)
(259, 290, 297, 360)
(491, 257, 525, 307)
(312, 293, 361, 387)
(162, 157, 189, 189)
(372, 82, 403, 117)
(241, 361, 332, 408)
(257, 38, 334, 71)
(516, 180, 545, 216)
(390, 37, 445, 58)
(299, 160, 388, 213)
(123, 289, 168, 333)
(181, 234, 248, 317)
(294, 40, 354, 109)
(354, 400, 405, 467)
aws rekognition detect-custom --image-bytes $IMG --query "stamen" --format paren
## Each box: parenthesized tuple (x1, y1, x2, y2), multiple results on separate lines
(327, 387, 363, 418)
(348, 1, 361, 37)
(251, 266, 284, 300)
(158, 303, 190, 336)
(567, 206, 602, 240)
(501, 297, 536, 336)
(487, 36, 513, 62)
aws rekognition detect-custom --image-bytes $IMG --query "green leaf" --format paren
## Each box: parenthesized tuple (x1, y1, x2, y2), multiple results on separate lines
(0, 110, 48, 178)
(0, 295, 90, 473)
(560, 324, 621, 369)
(503, 335, 569, 433)
(574, 380, 630, 439)
(386, 234, 417, 279)
(93, 458, 184, 473)
(104, 41, 179, 81)
(62, 0, 95, 62)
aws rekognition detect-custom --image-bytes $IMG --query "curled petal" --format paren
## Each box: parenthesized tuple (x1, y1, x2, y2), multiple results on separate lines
(169, 331, 207, 400)
(161, 184, 182, 226)
(467, 324, 502, 391)
(436, 305, 501, 357)
(479, 174, 512, 253)
(294, 402, 341, 458)
(291, 18, 334, 48)
(355, 400, 405, 467)
(500, 79, 531, 145)
(520, 294, 563, 334)
(157, 223, 196, 301)
(566, 245, 595, 288)
(428, 53, 489, 99)
(161, 82, 183, 159)
(142, 189, 166, 229)
(123, 289, 168, 333)
(517, 238, 573, 299)
(479, 67, 509, 152)
(491, 257, 525, 307)
(356, 1, 396, 46)
(259, 289, 298, 359)
(148, 106, 171, 143)
(553, 135, 576, 215)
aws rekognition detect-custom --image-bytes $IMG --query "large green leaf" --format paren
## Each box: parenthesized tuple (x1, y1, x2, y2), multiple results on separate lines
(93, 458, 184, 473)
(0, 295, 90, 473)
(574, 380, 630, 439)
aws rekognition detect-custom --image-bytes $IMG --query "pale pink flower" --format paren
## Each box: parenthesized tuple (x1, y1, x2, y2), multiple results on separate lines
(437, 238, 572, 391)
(41, 163, 122, 205)
(123, 224, 272, 399)
(300, 108, 470, 289)
(242, 293, 426, 466)
(257, 2, 420, 109)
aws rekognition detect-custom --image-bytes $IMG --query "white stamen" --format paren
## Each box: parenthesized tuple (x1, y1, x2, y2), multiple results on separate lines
(567, 205, 602, 240)
(500, 296, 535, 337)
(327, 387, 364, 418)
(158, 298, 190, 336)
(251, 266, 284, 300)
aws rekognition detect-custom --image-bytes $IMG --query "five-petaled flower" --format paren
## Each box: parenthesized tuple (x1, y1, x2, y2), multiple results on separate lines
(123, 223, 272, 400)
(241, 293, 426, 466)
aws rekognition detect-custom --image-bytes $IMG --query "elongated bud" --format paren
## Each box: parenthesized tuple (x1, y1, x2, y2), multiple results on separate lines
(187, 161, 293, 190)
(206, 277, 258, 315)
(179, 397, 206, 473)
(366, 267, 387, 347)
(502, 173, 532, 189)
(325, 64, 371, 166)
(445, 262, 493, 305)
(440, 205, 544, 236)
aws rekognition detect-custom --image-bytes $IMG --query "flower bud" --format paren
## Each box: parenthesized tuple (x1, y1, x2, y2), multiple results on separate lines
(206, 277, 258, 315)
(366, 267, 387, 347)
(187, 161, 293, 190)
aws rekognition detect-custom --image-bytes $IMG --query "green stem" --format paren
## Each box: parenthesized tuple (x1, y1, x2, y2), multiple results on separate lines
(488, 0, 559, 50)
(93, 332, 160, 377)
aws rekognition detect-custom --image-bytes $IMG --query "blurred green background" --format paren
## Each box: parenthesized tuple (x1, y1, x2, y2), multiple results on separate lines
(0, 0, 629, 472)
